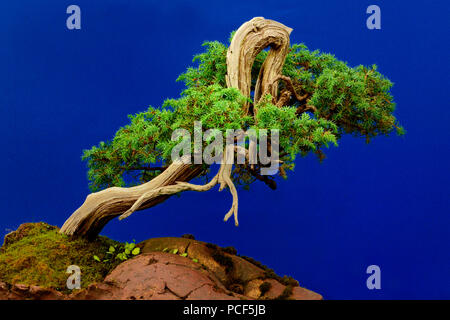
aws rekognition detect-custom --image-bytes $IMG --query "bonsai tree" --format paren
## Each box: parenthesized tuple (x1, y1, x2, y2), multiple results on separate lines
(61, 17, 403, 239)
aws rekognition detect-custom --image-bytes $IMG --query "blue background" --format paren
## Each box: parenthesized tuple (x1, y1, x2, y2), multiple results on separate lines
(0, 0, 448, 299)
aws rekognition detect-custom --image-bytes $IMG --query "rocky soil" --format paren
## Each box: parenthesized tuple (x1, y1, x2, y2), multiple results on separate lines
(0, 228, 322, 300)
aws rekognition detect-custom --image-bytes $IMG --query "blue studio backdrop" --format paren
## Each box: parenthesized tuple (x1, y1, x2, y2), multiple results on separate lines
(0, 0, 449, 299)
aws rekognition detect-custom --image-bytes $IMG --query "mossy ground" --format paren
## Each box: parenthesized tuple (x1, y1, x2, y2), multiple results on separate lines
(0, 222, 122, 292)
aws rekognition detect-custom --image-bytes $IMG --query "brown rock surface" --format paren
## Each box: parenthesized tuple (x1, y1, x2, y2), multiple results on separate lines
(0, 237, 323, 300)
(137, 237, 322, 300)
(0, 282, 64, 300)
(71, 253, 239, 300)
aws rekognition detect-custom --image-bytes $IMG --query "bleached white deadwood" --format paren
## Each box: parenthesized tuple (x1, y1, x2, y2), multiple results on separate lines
(118, 154, 239, 226)
(60, 17, 292, 238)
(226, 17, 292, 113)
(60, 158, 204, 238)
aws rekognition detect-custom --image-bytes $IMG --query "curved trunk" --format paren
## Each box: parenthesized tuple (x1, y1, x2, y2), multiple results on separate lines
(226, 17, 292, 113)
(60, 163, 203, 239)
(60, 17, 292, 238)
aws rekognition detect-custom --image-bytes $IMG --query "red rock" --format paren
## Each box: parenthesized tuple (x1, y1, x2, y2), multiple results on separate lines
(0, 238, 323, 300)
(101, 253, 236, 300)
(0, 281, 64, 300)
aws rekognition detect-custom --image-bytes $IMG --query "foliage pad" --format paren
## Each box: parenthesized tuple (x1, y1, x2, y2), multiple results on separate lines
(82, 39, 403, 192)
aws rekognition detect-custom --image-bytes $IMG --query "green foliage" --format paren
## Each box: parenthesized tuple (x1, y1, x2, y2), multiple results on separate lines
(159, 246, 190, 259)
(0, 223, 122, 291)
(283, 44, 404, 141)
(255, 96, 338, 157)
(82, 38, 403, 192)
(177, 41, 228, 88)
(94, 240, 141, 263)
(83, 84, 251, 191)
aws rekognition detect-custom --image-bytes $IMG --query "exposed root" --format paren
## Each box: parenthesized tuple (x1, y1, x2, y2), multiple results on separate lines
(119, 154, 239, 226)
(118, 172, 219, 221)
(221, 165, 239, 226)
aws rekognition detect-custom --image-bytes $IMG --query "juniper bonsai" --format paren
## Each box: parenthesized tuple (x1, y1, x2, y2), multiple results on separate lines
(61, 17, 403, 238)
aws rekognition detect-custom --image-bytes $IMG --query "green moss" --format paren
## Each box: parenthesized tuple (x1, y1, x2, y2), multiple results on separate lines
(0, 222, 122, 292)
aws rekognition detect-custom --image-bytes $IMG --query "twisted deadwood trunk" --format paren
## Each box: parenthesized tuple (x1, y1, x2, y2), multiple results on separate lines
(226, 17, 292, 113)
(60, 17, 293, 238)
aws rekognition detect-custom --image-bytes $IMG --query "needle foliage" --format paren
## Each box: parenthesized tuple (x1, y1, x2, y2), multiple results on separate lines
(82, 36, 403, 192)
